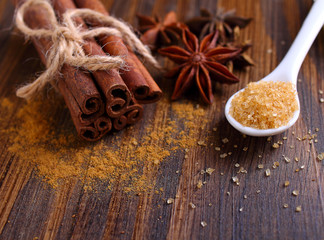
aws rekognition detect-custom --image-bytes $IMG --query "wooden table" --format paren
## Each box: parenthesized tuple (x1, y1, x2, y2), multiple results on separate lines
(0, 0, 323, 239)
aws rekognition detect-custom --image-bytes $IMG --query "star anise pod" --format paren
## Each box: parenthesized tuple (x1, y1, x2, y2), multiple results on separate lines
(226, 39, 254, 71)
(158, 29, 242, 104)
(137, 11, 187, 49)
(186, 8, 252, 43)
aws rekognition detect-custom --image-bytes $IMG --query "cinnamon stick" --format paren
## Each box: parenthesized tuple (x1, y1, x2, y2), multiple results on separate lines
(113, 115, 127, 131)
(52, 0, 133, 118)
(14, 1, 109, 141)
(21, 3, 105, 126)
(16, 0, 104, 118)
(58, 79, 100, 141)
(57, 75, 103, 124)
(94, 115, 112, 140)
(61, 66, 102, 116)
(98, 35, 151, 101)
(14, 0, 146, 141)
(73, 0, 163, 104)
(124, 102, 144, 125)
(94, 115, 112, 133)
(79, 126, 99, 141)
(113, 101, 144, 130)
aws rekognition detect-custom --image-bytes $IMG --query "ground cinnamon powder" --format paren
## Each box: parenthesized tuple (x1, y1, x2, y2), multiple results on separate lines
(1, 96, 208, 193)
(229, 81, 298, 129)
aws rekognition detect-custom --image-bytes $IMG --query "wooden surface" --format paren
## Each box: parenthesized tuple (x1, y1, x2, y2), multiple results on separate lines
(1, 0, 324, 239)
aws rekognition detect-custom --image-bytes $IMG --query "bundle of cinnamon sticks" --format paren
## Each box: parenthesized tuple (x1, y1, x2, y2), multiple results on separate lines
(14, 0, 162, 141)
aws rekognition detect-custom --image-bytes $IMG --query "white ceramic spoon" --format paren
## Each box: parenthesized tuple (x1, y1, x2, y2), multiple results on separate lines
(225, 0, 324, 137)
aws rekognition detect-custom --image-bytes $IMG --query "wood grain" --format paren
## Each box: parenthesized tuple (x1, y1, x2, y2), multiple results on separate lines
(0, 0, 324, 239)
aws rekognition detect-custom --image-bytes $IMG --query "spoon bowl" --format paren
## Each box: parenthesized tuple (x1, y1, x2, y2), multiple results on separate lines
(225, 88, 300, 137)
(225, 0, 324, 137)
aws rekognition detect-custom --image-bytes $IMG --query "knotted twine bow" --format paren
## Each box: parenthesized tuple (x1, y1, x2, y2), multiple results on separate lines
(15, 0, 161, 99)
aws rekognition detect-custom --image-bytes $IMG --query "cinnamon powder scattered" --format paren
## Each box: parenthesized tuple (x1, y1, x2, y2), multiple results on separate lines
(229, 81, 298, 129)
(0, 96, 208, 193)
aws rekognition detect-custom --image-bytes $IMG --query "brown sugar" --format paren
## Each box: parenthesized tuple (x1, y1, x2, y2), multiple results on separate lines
(229, 81, 298, 129)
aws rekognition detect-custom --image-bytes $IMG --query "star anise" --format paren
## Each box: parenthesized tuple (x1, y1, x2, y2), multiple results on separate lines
(137, 11, 187, 49)
(186, 8, 252, 43)
(158, 29, 242, 104)
(226, 40, 254, 71)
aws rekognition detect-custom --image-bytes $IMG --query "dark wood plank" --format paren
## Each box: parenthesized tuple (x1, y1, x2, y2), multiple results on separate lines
(0, 0, 323, 239)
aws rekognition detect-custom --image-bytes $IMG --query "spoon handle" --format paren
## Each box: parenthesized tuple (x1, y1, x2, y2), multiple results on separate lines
(269, 0, 324, 84)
